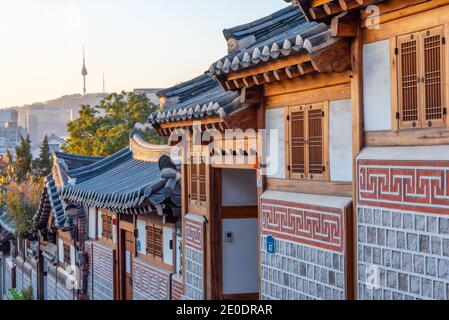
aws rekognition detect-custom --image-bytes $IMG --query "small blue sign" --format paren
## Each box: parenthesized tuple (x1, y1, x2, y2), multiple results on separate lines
(137, 240, 142, 253)
(266, 235, 276, 254)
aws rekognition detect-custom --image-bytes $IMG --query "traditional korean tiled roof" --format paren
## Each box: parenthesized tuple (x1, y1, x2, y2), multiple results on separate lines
(208, 5, 336, 76)
(35, 153, 103, 231)
(60, 130, 181, 213)
(149, 75, 241, 125)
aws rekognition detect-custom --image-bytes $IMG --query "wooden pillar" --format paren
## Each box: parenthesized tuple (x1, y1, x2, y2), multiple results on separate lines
(351, 16, 365, 301)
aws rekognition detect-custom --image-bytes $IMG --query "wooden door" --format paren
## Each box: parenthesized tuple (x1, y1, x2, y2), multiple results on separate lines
(123, 231, 135, 300)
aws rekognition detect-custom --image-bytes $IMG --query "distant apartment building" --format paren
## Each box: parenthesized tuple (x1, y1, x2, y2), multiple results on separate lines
(133, 88, 162, 105)
(0, 121, 27, 157)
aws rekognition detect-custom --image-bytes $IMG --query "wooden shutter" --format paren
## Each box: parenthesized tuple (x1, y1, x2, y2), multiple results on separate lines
(146, 224, 163, 258)
(289, 106, 306, 179)
(189, 156, 199, 205)
(198, 158, 207, 204)
(307, 103, 325, 180)
(102, 214, 112, 240)
(398, 32, 420, 128)
(422, 26, 445, 127)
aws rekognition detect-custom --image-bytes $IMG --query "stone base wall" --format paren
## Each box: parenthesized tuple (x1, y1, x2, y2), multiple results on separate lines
(15, 257, 38, 299)
(357, 154, 449, 300)
(183, 214, 206, 300)
(86, 241, 115, 300)
(260, 192, 352, 300)
(3, 257, 14, 300)
(46, 267, 75, 300)
(133, 258, 170, 300)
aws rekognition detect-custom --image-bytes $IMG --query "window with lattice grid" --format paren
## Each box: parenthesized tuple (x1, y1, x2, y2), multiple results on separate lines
(189, 155, 207, 207)
(397, 26, 446, 129)
(63, 244, 71, 268)
(102, 213, 113, 240)
(146, 224, 163, 258)
(288, 103, 328, 181)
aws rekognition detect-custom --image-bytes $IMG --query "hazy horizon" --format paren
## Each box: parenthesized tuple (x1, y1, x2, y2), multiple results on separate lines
(0, 0, 285, 109)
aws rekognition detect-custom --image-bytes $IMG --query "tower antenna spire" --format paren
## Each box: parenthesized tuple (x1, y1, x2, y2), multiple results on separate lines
(81, 46, 88, 95)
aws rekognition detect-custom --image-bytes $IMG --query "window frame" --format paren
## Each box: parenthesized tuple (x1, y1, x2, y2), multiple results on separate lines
(286, 102, 329, 181)
(188, 154, 207, 208)
(396, 25, 447, 130)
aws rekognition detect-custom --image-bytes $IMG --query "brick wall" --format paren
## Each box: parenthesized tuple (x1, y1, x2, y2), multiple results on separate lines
(357, 155, 449, 300)
(183, 214, 206, 300)
(3, 257, 14, 300)
(260, 192, 352, 300)
(133, 258, 170, 300)
(87, 241, 115, 300)
(15, 257, 38, 298)
(171, 274, 184, 300)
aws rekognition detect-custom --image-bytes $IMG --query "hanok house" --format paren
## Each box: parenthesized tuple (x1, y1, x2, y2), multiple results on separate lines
(0, 208, 16, 300)
(53, 130, 182, 301)
(34, 151, 103, 300)
(150, 74, 261, 300)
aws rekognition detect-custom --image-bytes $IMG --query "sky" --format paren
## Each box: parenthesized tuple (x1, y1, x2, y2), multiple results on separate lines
(0, 0, 286, 108)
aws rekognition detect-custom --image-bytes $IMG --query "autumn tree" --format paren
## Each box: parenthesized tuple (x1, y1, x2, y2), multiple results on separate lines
(14, 135, 33, 183)
(64, 92, 165, 157)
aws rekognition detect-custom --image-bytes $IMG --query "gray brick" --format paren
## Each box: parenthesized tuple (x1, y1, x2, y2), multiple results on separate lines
(427, 217, 438, 233)
(426, 257, 437, 277)
(440, 218, 449, 235)
(325, 252, 332, 268)
(365, 209, 373, 225)
(434, 281, 445, 300)
(392, 251, 402, 270)
(383, 249, 391, 267)
(364, 246, 373, 264)
(415, 215, 426, 232)
(378, 229, 386, 246)
(407, 233, 418, 251)
(432, 237, 442, 255)
(387, 270, 397, 289)
(382, 211, 392, 227)
(422, 278, 433, 298)
(333, 253, 340, 270)
(392, 212, 402, 228)
(384, 289, 392, 300)
(402, 253, 413, 273)
(398, 273, 409, 292)
(410, 276, 421, 295)
(393, 292, 404, 300)
(358, 226, 367, 243)
(443, 239, 449, 257)
(414, 255, 425, 275)
(403, 214, 414, 230)
(397, 232, 406, 249)
(419, 235, 430, 254)
(387, 230, 396, 248)
(374, 210, 382, 226)
(438, 259, 449, 280)
(367, 227, 377, 244)
(373, 248, 382, 265)
(358, 208, 364, 224)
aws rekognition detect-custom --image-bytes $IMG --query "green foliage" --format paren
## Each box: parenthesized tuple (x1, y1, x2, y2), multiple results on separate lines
(64, 92, 166, 157)
(21, 286, 34, 300)
(14, 135, 33, 184)
(7, 287, 33, 300)
(5, 178, 42, 238)
(32, 135, 52, 178)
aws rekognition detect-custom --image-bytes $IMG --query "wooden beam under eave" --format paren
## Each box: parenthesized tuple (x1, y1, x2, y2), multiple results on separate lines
(331, 11, 358, 37)
(159, 117, 224, 130)
(309, 39, 351, 73)
(339, 0, 364, 11)
(226, 53, 311, 81)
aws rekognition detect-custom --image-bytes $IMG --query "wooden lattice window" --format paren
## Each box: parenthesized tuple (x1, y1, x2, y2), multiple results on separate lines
(397, 26, 446, 129)
(288, 103, 328, 181)
(63, 244, 71, 268)
(146, 224, 163, 258)
(189, 155, 207, 207)
(102, 213, 113, 240)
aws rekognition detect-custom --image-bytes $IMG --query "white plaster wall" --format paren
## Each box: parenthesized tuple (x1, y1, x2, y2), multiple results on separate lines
(222, 169, 258, 206)
(88, 207, 96, 239)
(70, 245, 76, 266)
(163, 227, 174, 266)
(363, 39, 392, 131)
(329, 99, 353, 182)
(222, 219, 259, 295)
(58, 238, 64, 263)
(136, 219, 147, 254)
(265, 108, 285, 179)
(97, 210, 103, 239)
